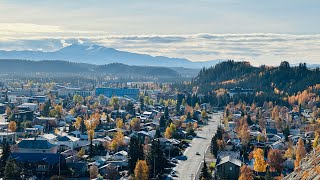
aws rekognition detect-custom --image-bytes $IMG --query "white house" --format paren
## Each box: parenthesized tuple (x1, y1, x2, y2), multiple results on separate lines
(0, 132, 16, 144)
(111, 150, 128, 162)
(56, 135, 80, 150)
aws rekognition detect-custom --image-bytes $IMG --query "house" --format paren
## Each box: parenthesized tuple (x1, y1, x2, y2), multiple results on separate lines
(99, 163, 118, 179)
(67, 162, 88, 177)
(270, 140, 286, 150)
(56, 135, 80, 151)
(216, 156, 242, 180)
(217, 151, 240, 160)
(11, 153, 65, 177)
(0, 132, 16, 144)
(37, 133, 57, 144)
(10, 139, 64, 177)
(17, 103, 38, 112)
(13, 139, 58, 153)
(33, 117, 57, 132)
(13, 110, 34, 122)
(111, 150, 128, 161)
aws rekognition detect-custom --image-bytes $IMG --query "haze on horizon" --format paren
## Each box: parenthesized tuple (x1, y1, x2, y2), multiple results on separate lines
(1, 0, 320, 66)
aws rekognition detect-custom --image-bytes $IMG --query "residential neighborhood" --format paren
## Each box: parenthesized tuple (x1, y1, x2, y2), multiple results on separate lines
(0, 81, 215, 180)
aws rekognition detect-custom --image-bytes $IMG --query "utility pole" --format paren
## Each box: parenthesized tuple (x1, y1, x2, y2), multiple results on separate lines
(59, 155, 61, 177)
(154, 156, 156, 179)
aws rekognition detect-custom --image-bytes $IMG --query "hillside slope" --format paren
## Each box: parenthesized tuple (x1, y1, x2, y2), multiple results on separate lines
(192, 60, 320, 95)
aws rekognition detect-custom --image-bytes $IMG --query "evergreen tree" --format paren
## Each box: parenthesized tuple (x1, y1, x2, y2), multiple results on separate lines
(128, 136, 144, 174)
(0, 142, 10, 175)
(155, 128, 161, 139)
(164, 107, 169, 119)
(42, 100, 51, 116)
(4, 158, 21, 180)
(159, 115, 166, 128)
(199, 158, 211, 180)
(147, 139, 166, 178)
(210, 136, 218, 157)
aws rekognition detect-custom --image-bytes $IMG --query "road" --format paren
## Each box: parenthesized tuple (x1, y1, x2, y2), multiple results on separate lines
(173, 113, 222, 180)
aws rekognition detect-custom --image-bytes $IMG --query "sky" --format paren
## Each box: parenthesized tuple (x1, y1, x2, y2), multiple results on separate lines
(0, 0, 320, 65)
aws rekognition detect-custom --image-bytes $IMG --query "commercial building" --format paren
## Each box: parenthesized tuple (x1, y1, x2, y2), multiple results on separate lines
(95, 87, 139, 100)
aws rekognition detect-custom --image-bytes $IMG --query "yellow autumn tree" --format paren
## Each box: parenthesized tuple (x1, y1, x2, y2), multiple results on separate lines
(77, 148, 85, 157)
(134, 160, 149, 180)
(295, 138, 306, 169)
(73, 117, 82, 130)
(313, 133, 319, 149)
(164, 126, 172, 139)
(253, 148, 267, 172)
(88, 129, 95, 141)
(116, 118, 124, 129)
(69, 108, 75, 116)
(239, 165, 253, 180)
(8, 121, 17, 132)
(130, 117, 141, 131)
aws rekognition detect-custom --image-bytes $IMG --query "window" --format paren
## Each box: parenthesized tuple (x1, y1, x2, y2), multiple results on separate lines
(38, 165, 47, 170)
(229, 167, 232, 171)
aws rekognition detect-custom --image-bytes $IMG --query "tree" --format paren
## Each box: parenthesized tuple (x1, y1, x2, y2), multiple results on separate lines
(128, 136, 144, 174)
(73, 117, 82, 131)
(0, 142, 10, 175)
(116, 118, 124, 129)
(89, 165, 99, 179)
(295, 138, 306, 169)
(105, 164, 118, 180)
(134, 160, 149, 180)
(239, 165, 253, 180)
(147, 139, 166, 178)
(154, 128, 161, 139)
(267, 149, 284, 173)
(130, 118, 141, 131)
(5, 106, 11, 116)
(253, 148, 267, 172)
(199, 158, 211, 180)
(42, 100, 51, 116)
(159, 115, 166, 128)
(77, 148, 85, 158)
(164, 127, 172, 139)
(73, 94, 83, 104)
(8, 121, 17, 132)
(4, 158, 21, 180)
(165, 123, 176, 139)
(313, 133, 319, 150)
(110, 96, 120, 110)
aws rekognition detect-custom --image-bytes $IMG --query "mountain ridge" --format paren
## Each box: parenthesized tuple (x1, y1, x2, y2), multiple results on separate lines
(0, 59, 186, 78)
(0, 44, 223, 68)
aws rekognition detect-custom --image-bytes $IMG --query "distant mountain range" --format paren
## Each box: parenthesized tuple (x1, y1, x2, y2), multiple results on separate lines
(0, 59, 198, 78)
(0, 44, 223, 68)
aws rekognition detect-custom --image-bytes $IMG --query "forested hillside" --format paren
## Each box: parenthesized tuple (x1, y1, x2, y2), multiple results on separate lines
(0, 59, 180, 78)
(192, 60, 320, 95)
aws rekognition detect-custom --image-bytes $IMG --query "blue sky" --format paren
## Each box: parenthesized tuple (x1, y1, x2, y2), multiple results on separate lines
(0, 0, 320, 65)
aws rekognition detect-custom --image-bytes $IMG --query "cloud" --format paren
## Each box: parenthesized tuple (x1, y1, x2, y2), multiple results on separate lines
(0, 25, 319, 65)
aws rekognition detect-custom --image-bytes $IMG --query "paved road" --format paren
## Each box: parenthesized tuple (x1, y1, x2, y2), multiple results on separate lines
(174, 113, 222, 180)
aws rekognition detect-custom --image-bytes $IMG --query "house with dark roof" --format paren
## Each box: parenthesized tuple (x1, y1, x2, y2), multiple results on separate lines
(13, 139, 58, 153)
(216, 156, 242, 180)
(11, 153, 65, 177)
